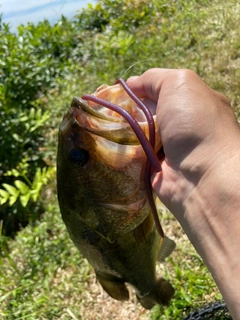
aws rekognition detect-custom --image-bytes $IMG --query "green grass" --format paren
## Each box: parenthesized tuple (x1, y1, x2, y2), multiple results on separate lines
(0, 199, 221, 320)
(1, 0, 239, 319)
(0, 200, 92, 319)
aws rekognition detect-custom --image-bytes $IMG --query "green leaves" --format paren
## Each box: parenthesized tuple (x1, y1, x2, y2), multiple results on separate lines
(21, 108, 50, 133)
(0, 184, 18, 207)
(14, 180, 30, 207)
(0, 167, 55, 208)
(0, 181, 29, 207)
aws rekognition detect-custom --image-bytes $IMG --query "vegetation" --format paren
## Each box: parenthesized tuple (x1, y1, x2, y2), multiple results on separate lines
(0, 0, 239, 318)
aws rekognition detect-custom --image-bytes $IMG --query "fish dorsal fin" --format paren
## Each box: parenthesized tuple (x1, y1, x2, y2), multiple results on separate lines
(158, 236, 176, 263)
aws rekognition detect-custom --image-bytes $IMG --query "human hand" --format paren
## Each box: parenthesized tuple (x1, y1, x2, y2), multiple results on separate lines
(127, 69, 240, 319)
(127, 68, 240, 237)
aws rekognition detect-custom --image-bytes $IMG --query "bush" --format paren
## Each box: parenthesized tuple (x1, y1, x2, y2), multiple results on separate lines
(0, 17, 60, 235)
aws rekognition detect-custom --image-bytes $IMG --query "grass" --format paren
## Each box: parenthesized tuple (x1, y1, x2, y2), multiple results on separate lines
(0, 201, 92, 319)
(151, 211, 222, 319)
(0, 0, 239, 319)
(0, 199, 222, 320)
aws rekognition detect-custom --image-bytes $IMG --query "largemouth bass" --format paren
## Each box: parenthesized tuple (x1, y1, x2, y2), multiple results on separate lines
(57, 81, 175, 309)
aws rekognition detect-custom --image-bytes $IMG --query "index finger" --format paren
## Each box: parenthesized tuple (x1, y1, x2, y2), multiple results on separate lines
(126, 68, 174, 102)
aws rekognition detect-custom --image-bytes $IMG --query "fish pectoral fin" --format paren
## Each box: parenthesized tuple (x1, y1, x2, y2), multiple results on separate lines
(158, 236, 176, 263)
(137, 278, 174, 309)
(96, 273, 129, 301)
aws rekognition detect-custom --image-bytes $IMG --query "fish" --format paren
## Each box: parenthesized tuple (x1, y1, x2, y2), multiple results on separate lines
(57, 80, 176, 310)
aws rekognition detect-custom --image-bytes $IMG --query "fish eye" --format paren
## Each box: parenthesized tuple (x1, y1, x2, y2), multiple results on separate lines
(69, 148, 89, 167)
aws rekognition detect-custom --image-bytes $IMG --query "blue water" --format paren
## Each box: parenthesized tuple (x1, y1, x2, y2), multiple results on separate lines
(0, 0, 95, 31)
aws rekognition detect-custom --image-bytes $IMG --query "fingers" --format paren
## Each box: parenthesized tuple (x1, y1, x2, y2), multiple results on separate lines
(126, 68, 172, 101)
(126, 68, 203, 104)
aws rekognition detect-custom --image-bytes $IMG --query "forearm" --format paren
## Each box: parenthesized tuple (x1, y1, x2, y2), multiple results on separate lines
(185, 181, 240, 319)
(152, 132, 240, 318)
(169, 149, 240, 319)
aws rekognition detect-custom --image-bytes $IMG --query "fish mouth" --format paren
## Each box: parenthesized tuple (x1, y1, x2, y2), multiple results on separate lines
(72, 96, 124, 122)
(60, 82, 161, 161)
(70, 96, 152, 145)
(69, 83, 159, 146)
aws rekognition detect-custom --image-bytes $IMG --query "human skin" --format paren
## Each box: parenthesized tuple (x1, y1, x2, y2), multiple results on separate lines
(127, 69, 240, 319)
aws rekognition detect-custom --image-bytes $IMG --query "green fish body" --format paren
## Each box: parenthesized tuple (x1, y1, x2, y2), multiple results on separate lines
(57, 84, 175, 309)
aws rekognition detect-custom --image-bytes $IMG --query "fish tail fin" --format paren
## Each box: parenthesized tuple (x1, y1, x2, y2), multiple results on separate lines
(137, 278, 174, 309)
(96, 273, 129, 301)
